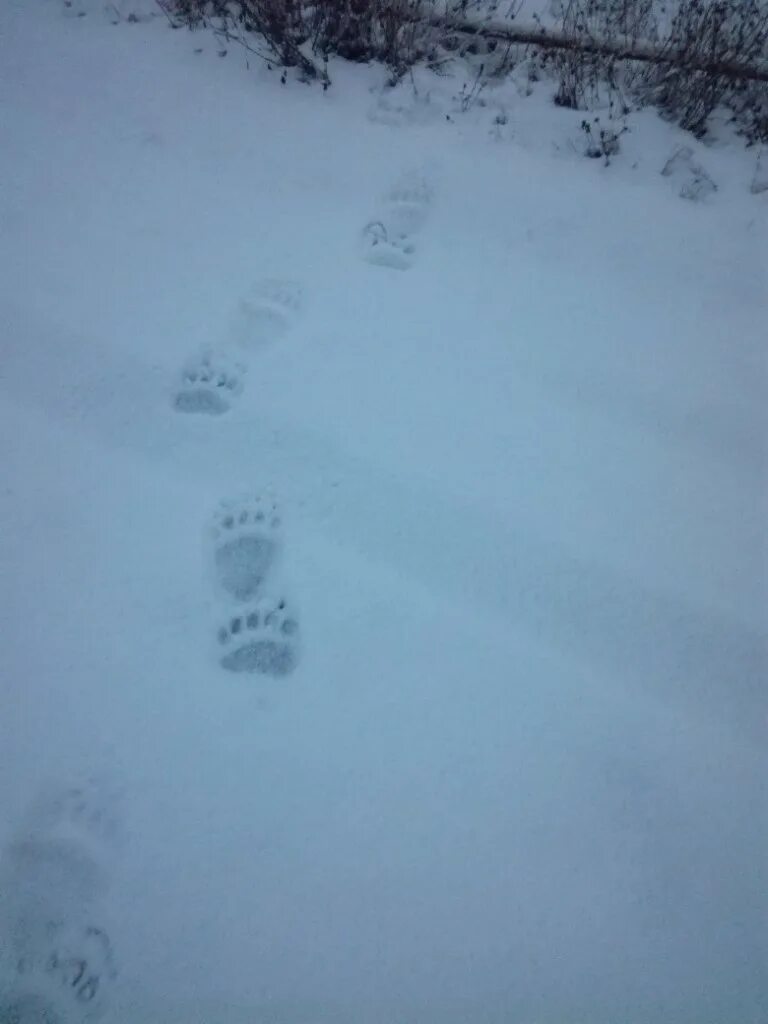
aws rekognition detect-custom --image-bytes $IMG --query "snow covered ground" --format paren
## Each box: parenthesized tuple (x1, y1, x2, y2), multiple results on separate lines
(1, 2, 766, 1023)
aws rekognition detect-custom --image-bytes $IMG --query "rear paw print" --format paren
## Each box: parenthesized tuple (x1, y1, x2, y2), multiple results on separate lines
(19, 770, 123, 868)
(217, 597, 299, 677)
(173, 350, 244, 416)
(362, 172, 432, 270)
(236, 278, 303, 348)
(0, 788, 119, 927)
(385, 172, 432, 236)
(362, 221, 416, 272)
(209, 495, 282, 602)
(49, 780, 121, 851)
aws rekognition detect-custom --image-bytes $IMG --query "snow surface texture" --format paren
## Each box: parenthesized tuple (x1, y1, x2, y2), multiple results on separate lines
(0, 778, 121, 1024)
(1, 2, 767, 1024)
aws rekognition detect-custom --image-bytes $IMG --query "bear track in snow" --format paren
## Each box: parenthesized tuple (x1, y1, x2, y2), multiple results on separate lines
(217, 596, 299, 677)
(236, 278, 303, 348)
(173, 348, 245, 416)
(208, 495, 283, 603)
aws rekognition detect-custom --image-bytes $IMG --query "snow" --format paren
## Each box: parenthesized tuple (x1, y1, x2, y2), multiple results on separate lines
(1, 2, 766, 1023)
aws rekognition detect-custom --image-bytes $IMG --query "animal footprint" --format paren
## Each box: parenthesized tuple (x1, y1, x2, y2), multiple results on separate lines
(26, 777, 122, 856)
(3, 777, 121, 920)
(173, 349, 244, 416)
(661, 145, 717, 201)
(0, 780, 122, 1024)
(362, 221, 416, 272)
(385, 172, 432, 236)
(217, 597, 299, 677)
(209, 495, 282, 602)
(44, 924, 116, 1016)
(236, 278, 303, 348)
(362, 172, 432, 270)
(7, 922, 116, 1024)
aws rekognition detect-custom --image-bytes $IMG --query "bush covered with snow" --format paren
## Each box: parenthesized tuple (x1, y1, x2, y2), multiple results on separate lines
(161, 0, 444, 81)
(638, 0, 768, 140)
(160, 0, 768, 142)
(541, 0, 768, 141)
